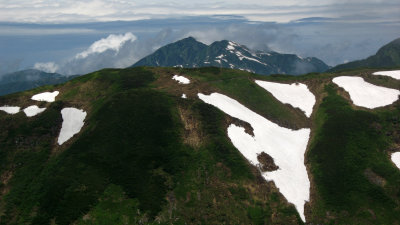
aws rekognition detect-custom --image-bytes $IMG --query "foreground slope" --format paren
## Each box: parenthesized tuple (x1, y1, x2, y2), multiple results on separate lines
(0, 67, 400, 224)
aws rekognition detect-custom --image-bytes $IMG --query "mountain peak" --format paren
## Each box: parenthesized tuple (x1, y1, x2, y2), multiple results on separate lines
(132, 37, 329, 75)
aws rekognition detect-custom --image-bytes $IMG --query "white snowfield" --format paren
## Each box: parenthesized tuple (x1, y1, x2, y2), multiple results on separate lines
(0, 106, 20, 114)
(172, 75, 190, 84)
(31, 91, 59, 102)
(58, 108, 87, 145)
(198, 93, 310, 222)
(392, 152, 400, 169)
(23, 105, 46, 117)
(373, 70, 400, 80)
(255, 80, 316, 117)
(332, 76, 400, 109)
(181, 94, 187, 99)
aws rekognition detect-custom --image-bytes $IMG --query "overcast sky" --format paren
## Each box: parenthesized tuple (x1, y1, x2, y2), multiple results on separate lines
(0, 0, 399, 75)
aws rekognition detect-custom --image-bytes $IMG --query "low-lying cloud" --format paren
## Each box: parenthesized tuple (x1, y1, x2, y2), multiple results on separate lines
(34, 62, 59, 73)
(75, 32, 137, 59)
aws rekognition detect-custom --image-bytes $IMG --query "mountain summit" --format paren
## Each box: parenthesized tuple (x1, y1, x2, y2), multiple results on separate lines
(132, 37, 330, 75)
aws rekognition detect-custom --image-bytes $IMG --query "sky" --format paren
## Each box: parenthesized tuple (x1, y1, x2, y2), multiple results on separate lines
(0, 0, 399, 75)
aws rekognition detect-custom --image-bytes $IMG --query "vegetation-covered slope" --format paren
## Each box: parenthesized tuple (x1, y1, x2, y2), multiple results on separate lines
(0, 66, 400, 224)
(331, 37, 400, 71)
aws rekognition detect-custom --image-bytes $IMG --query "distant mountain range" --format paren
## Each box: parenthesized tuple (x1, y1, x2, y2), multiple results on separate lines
(132, 37, 330, 75)
(0, 69, 74, 96)
(331, 38, 400, 71)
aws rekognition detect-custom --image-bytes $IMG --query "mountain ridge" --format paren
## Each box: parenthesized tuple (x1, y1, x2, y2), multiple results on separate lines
(1, 66, 400, 224)
(0, 69, 74, 96)
(132, 37, 330, 75)
(331, 37, 400, 71)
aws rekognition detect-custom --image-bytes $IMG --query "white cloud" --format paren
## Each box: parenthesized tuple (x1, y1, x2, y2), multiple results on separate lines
(75, 32, 136, 59)
(34, 62, 59, 73)
(0, 26, 95, 36)
(0, 0, 399, 23)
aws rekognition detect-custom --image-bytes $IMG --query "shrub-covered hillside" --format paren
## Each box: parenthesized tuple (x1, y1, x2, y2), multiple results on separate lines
(0, 66, 400, 224)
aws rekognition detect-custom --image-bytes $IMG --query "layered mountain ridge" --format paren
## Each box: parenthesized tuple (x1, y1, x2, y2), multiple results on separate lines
(132, 37, 330, 75)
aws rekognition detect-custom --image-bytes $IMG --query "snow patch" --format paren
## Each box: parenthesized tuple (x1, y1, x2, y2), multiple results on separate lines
(216, 54, 225, 59)
(392, 152, 400, 169)
(226, 41, 237, 51)
(372, 70, 400, 80)
(214, 59, 222, 64)
(235, 51, 268, 66)
(58, 108, 87, 145)
(172, 75, 190, 84)
(198, 93, 310, 222)
(181, 94, 187, 99)
(332, 76, 400, 109)
(23, 105, 46, 117)
(0, 106, 20, 114)
(255, 80, 315, 117)
(31, 91, 59, 102)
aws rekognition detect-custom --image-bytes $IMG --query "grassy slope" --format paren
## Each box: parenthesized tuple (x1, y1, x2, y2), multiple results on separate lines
(308, 84, 400, 224)
(0, 67, 300, 224)
(1, 66, 400, 224)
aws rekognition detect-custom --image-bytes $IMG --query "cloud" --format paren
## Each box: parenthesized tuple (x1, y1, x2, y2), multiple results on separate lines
(34, 62, 59, 73)
(53, 32, 170, 75)
(0, 58, 23, 76)
(75, 32, 137, 59)
(0, 0, 399, 24)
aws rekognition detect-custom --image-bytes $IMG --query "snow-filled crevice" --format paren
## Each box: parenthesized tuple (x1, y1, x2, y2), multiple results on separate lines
(58, 107, 87, 145)
(255, 80, 315, 117)
(332, 76, 400, 109)
(198, 92, 310, 222)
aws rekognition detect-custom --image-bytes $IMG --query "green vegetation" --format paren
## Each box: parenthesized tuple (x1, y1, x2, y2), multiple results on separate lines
(308, 84, 400, 224)
(76, 185, 146, 225)
(1, 66, 400, 224)
(183, 68, 309, 128)
(0, 67, 300, 224)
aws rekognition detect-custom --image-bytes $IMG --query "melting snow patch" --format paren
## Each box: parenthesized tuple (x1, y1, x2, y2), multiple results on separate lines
(392, 152, 400, 170)
(332, 76, 400, 109)
(23, 105, 46, 117)
(372, 70, 400, 80)
(172, 75, 190, 84)
(0, 106, 20, 114)
(198, 93, 310, 222)
(255, 80, 315, 117)
(181, 94, 187, 99)
(31, 91, 59, 102)
(58, 108, 87, 145)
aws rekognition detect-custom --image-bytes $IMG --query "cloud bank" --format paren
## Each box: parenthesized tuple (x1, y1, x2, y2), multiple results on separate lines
(0, 0, 399, 24)
(34, 62, 59, 73)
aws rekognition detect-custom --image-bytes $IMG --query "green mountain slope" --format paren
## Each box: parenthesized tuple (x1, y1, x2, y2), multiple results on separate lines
(0, 67, 400, 224)
(331, 37, 400, 71)
(132, 37, 330, 75)
(0, 69, 74, 96)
